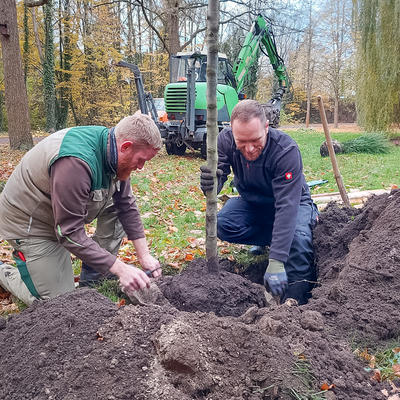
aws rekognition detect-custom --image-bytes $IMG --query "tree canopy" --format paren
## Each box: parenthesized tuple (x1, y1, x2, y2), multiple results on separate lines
(354, 0, 400, 130)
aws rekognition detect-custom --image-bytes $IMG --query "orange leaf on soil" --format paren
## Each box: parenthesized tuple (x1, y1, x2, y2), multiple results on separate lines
(393, 364, 400, 377)
(359, 348, 375, 367)
(167, 262, 180, 269)
(371, 369, 381, 382)
(185, 253, 194, 261)
(320, 383, 335, 391)
(369, 355, 376, 369)
(117, 299, 126, 308)
(393, 348, 400, 354)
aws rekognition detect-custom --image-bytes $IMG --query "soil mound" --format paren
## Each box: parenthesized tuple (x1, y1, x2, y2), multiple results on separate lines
(1, 190, 399, 399)
(158, 258, 268, 317)
(308, 189, 400, 342)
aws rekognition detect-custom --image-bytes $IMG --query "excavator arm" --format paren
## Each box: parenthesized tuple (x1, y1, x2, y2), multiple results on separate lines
(232, 14, 289, 99)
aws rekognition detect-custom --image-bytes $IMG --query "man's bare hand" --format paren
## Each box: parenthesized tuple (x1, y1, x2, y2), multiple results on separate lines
(138, 254, 162, 278)
(110, 259, 150, 292)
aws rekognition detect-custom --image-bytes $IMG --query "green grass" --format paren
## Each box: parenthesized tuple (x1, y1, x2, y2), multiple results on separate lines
(373, 341, 400, 381)
(353, 337, 400, 382)
(129, 152, 206, 265)
(93, 279, 126, 303)
(341, 132, 391, 154)
(288, 357, 328, 399)
(288, 129, 400, 194)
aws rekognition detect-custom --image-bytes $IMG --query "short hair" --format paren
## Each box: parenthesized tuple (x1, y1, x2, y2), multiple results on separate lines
(230, 99, 267, 126)
(115, 113, 162, 150)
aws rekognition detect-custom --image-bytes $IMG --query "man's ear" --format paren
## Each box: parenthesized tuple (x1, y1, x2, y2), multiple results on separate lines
(120, 141, 133, 152)
(265, 120, 269, 130)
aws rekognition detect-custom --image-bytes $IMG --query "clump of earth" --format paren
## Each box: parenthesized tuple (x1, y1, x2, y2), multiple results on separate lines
(1, 190, 400, 400)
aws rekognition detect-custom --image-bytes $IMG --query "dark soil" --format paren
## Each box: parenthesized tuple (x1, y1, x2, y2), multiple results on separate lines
(1, 190, 400, 400)
(158, 258, 268, 317)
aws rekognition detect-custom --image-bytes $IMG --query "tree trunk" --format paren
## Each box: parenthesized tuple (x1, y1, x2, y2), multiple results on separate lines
(0, 90, 5, 132)
(205, 0, 220, 274)
(127, 2, 135, 114)
(31, 7, 43, 63)
(43, 0, 56, 132)
(334, 94, 339, 128)
(23, 3, 29, 82)
(305, 0, 313, 128)
(56, 0, 71, 129)
(305, 96, 311, 127)
(164, 0, 180, 54)
(0, 0, 33, 150)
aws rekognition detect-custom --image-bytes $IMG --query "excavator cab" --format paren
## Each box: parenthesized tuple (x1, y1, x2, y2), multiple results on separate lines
(169, 52, 233, 85)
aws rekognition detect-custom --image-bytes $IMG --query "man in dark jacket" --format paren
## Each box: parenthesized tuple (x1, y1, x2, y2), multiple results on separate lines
(200, 100, 318, 304)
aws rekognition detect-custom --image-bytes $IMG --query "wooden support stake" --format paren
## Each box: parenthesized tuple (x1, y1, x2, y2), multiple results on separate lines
(317, 95, 351, 207)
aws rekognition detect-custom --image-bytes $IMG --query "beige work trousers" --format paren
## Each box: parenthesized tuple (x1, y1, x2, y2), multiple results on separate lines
(0, 205, 125, 306)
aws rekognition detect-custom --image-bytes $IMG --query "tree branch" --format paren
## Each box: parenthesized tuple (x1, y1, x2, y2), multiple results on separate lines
(24, 0, 49, 7)
(136, 0, 170, 54)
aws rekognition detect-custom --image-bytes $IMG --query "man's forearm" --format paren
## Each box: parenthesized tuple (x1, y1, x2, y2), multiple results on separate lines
(132, 237, 151, 262)
(131, 237, 162, 277)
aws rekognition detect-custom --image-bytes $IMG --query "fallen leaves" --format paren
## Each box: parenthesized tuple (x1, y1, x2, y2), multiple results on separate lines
(0, 289, 19, 315)
(320, 382, 335, 391)
(184, 253, 194, 261)
(117, 299, 126, 308)
(382, 380, 400, 399)
(356, 347, 400, 383)
(371, 369, 382, 382)
(355, 348, 376, 368)
(0, 240, 14, 264)
(0, 145, 25, 182)
(168, 225, 179, 233)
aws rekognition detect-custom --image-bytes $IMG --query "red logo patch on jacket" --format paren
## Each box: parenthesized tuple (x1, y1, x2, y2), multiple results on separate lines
(285, 172, 293, 180)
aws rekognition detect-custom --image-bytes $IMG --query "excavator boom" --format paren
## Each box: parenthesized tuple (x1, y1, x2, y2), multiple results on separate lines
(232, 14, 289, 95)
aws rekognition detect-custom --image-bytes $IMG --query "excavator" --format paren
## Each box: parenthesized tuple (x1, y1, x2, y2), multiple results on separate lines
(162, 14, 290, 157)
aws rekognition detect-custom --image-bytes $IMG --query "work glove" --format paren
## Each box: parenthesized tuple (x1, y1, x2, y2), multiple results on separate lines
(200, 165, 223, 195)
(263, 258, 288, 296)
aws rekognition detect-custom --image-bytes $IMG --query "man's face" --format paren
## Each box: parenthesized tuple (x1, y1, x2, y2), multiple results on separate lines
(117, 142, 159, 180)
(232, 117, 268, 161)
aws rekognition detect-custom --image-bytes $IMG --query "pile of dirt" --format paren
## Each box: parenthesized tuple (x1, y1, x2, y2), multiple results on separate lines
(1, 190, 399, 400)
(158, 258, 268, 317)
(308, 190, 400, 342)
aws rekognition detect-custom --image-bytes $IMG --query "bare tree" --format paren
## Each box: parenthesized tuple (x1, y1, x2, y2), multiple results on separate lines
(0, 0, 33, 150)
(205, 0, 219, 274)
(320, 0, 353, 128)
(304, 0, 315, 127)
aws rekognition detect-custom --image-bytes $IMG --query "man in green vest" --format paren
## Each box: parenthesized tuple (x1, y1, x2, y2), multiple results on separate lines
(0, 113, 162, 305)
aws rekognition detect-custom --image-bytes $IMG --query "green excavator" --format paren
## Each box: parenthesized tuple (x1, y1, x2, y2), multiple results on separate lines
(161, 14, 290, 157)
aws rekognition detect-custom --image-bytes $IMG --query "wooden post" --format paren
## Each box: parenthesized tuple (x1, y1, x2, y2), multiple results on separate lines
(317, 95, 350, 207)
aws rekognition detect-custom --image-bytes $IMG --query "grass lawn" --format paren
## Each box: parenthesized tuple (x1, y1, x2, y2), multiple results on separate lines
(288, 129, 400, 194)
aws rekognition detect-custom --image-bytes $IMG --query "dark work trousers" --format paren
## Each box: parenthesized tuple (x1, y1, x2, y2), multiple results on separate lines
(217, 197, 319, 304)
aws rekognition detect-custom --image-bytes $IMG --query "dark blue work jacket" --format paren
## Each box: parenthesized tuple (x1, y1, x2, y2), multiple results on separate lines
(217, 126, 312, 263)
